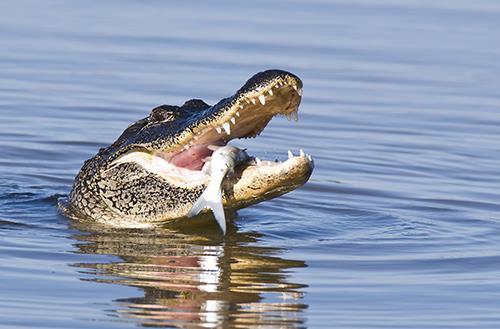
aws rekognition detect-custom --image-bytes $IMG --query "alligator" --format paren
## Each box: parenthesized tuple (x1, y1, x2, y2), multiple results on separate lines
(60, 69, 314, 228)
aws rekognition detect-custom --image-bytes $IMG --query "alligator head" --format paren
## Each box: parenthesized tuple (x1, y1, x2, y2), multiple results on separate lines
(64, 69, 314, 228)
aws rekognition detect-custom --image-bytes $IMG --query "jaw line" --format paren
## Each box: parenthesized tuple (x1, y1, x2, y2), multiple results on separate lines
(161, 74, 303, 157)
(107, 72, 307, 190)
(208, 152, 314, 211)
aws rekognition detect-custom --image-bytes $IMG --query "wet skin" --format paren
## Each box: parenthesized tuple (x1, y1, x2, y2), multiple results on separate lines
(61, 70, 314, 228)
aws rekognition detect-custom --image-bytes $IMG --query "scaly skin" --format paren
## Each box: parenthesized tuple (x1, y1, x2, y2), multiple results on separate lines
(60, 70, 314, 228)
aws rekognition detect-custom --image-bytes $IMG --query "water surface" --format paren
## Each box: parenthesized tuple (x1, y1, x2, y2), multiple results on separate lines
(1, 0, 500, 328)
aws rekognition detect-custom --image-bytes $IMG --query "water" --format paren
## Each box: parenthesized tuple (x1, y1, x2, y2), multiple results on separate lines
(1, 0, 500, 327)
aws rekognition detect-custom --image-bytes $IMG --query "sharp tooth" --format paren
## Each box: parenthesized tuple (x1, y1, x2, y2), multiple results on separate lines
(223, 122, 231, 135)
(293, 85, 298, 91)
(292, 111, 298, 122)
(194, 135, 199, 140)
(240, 105, 244, 109)
(288, 150, 293, 159)
(230, 117, 236, 124)
(256, 157, 262, 166)
(258, 95, 266, 105)
(300, 149, 305, 157)
(236, 111, 240, 117)
(215, 127, 222, 134)
(307, 154, 312, 161)
(298, 88, 303, 96)
(268, 89, 273, 96)
(251, 98, 256, 105)
(285, 112, 292, 121)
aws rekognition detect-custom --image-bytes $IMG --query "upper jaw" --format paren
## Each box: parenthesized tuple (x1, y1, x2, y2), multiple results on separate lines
(152, 70, 303, 171)
(166, 70, 303, 153)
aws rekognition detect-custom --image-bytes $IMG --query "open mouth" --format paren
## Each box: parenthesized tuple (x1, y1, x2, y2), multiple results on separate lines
(109, 70, 313, 186)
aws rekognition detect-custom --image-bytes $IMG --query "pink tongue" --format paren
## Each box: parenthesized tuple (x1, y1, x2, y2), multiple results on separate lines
(169, 144, 214, 170)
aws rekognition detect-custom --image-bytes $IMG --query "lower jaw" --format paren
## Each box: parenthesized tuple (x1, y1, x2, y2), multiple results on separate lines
(101, 153, 313, 228)
(220, 154, 314, 209)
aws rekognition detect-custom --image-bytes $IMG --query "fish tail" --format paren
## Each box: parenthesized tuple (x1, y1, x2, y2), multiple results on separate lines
(187, 184, 226, 234)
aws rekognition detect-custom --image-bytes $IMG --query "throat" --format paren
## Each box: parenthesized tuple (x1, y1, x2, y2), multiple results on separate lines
(160, 144, 215, 170)
(109, 150, 210, 187)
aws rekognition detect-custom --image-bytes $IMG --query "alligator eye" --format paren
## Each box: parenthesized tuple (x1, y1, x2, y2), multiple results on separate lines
(149, 106, 178, 123)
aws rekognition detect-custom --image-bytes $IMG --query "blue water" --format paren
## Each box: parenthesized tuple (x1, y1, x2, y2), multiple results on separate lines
(2, 0, 500, 328)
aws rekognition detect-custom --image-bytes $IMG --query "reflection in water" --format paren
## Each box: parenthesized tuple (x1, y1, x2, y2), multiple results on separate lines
(71, 219, 307, 328)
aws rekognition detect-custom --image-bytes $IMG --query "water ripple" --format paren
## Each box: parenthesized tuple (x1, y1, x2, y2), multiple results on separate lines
(1, 0, 500, 328)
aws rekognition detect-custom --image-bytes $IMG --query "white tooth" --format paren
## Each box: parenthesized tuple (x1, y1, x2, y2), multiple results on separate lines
(298, 88, 303, 96)
(292, 111, 299, 122)
(194, 135, 199, 140)
(215, 127, 222, 134)
(268, 89, 273, 96)
(258, 95, 266, 105)
(307, 154, 312, 161)
(256, 157, 262, 166)
(288, 150, 293, 159)
(251, 98, 256, 105)
(285, 113, 292, 121)
(239, 105, 244, 109)
(223, 122, 231, 135)
(236, 111, 240, 117)
(300, 149, 305, 157)
(230, 117, 236, 124)
(293, 85, 298, 91)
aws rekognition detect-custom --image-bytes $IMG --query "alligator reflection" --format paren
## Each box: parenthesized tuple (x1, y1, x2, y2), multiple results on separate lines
(71, 218, 307, 328)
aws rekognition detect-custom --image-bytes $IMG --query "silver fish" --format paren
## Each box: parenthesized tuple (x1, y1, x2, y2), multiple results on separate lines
(187, 145, 249, 233)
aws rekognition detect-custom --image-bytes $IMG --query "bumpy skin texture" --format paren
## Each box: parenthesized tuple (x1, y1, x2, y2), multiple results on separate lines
(63, 70, 313, 228)
(67, 103, 209, 227)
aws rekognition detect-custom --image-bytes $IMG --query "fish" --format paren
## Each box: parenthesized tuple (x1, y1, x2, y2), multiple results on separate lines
(187, 145, 249, 233)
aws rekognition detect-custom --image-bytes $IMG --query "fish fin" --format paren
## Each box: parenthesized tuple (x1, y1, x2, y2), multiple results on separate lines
(211, 197, 226, 234)
(187, 185, 226, 234)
